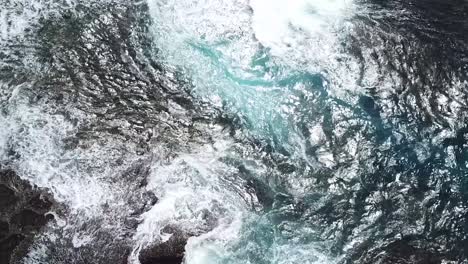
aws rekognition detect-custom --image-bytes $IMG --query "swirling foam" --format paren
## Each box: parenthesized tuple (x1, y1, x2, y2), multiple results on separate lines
(143, 0, 358, 263)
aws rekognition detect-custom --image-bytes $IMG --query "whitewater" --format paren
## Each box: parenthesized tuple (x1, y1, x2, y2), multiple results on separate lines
(0, 0, 467, 263)
(143, 0, 357, 263)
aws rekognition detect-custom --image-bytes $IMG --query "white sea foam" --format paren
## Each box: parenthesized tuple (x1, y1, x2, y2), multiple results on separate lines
(142, 0, 360, 262)
(1, 0, 364, 262)
(130, 136, 254, 262)
(250, 0, 355, 71)
(1, 94, 158, 263)
(183, 214, 338, 264)
(250, 0, 353, 52)
(148, 0, 359, 95)
(183, 216, 245, 264)
(146, 0, 364, 153)
(0, 101, 114, 210)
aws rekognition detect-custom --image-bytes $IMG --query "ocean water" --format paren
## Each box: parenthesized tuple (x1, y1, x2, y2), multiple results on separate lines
(0, 0, 467, 263)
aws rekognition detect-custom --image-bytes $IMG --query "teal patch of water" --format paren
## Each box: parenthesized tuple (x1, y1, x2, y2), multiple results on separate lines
(187, 40, 328, 150)
(206, 212, 336, 264)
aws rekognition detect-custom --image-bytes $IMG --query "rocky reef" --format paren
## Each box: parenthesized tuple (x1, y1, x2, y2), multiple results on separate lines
(138, 226, 190, 264)
(0, 168, 55, 263)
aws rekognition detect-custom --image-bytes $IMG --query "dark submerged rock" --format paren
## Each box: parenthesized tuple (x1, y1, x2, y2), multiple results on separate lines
(11, 209, 49, 229)
(0, 185, 18, 210)
(0, 234, 25, 263)
(0, 168, 55, 263)
(139, 226, 191, 264)
(0, 221, 9, 240)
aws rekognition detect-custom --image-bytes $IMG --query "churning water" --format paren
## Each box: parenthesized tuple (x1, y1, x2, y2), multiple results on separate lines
(0, 0, 467, 263)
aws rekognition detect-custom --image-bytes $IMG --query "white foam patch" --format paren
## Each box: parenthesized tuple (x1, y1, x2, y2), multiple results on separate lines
(250, 0, 353, 53)
(1, 94, 152, 262)
(148, 0, 258, 83)
(0, 117, 9, 161)
(148, 0, 359, 96)
(183, 216, 245, 264)
(0, 3, 35, 41)
(0, 0, 72, 41)
(128, 133, 338, 263)
(0, 83, 143, 225)
(250, 0, 354, 67)
(146, 0, 365, 155)
(0, 103, 112, 211)
(183, 216, 338, 264)
(130, 136, 253, 261)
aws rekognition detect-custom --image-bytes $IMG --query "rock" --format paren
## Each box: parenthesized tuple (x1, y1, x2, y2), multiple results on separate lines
(0, 221, 9, 240)
(0, 168, 56, 263)
(12, 209, 48, 229)
(28, 194, 53, 211)
(0, 234, 24, 264)
(138, 226, 189, 264)
(0, 185, 18, 210)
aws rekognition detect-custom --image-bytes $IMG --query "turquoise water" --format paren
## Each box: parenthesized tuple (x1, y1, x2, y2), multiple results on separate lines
(147, 2, 355, 263)
(181, 39, 333, 156)
(1, 0, 466, 263)
(146, 1, 468, 263)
